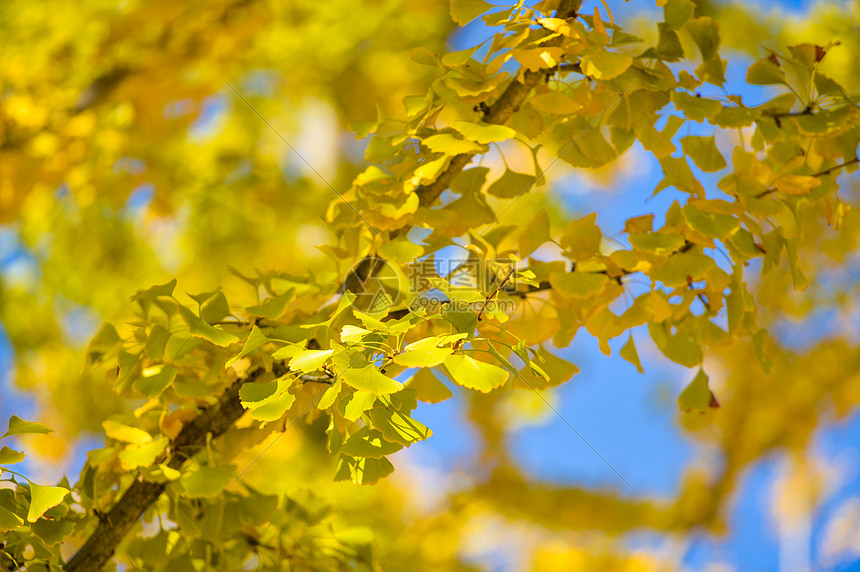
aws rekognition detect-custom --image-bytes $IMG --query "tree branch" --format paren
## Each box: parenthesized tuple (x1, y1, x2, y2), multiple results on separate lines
(415, 0, 583, 208)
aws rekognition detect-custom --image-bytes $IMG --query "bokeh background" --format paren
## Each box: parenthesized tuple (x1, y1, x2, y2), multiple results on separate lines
(2, 0, 860, 569)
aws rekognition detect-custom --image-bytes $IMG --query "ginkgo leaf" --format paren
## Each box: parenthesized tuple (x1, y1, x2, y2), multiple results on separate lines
(529, 91, 582, 115)
(671, 92, 721, 123)
(453, 120, 516, 144)
(340, 426, 403, 458)
(334, 454, 395, 485)
(177, 465, 236, 498)
(581, 49, 633, 79)
(620, 335, 644, 373)
(393, 335, 463, 367)
(664, 0, 695, 29)
(629, 233, 685, 254)
(0, 504, 23, 531)
(0, 446, 25, 465)
(550, 272, 609, 298)
(746, 57, 787, 85)
(132, 279, 177, 301)
(422, 133, 487, 155)
(773, 175, 821, 196)
(119, 437, 169, 470)
(560, 213, 601, 260)
(682, 205, 739, 239)
(519, 209, 551, 257)
(226, 326, 280, 368)
(290, 349, 335, 373)
(753, 328, 772, 373)
(368, 404, 432, 445)
(27, 483, 69, 523)
(243, 377, 298, 422)
(681, 135, 726, 172)
(677, 369, 719, 412)
(442, 354, 509, 393)
(343, 390, 378, 422)
(133, 366, 177, 398)
(685, 17, 721, 60)
(405, 368, 454, 403)
(2, 416, 54, 439)
(102, 420, 152, 444)
(246, 289, 295, 320)
(177, 306, 239, 347)
(651, 252, 715, 287)
(449, 0, 492, 25)
(487, 169, 537, 199)
(341, 366, 404, 395)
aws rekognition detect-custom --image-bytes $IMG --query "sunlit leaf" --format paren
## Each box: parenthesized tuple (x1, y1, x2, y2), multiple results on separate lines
(677, 369, 719, 412)
(442, 354, 509, 393)
(341, 366, 404, 395)
(27, 483, 69, 523)
(2, 416, 54, 439)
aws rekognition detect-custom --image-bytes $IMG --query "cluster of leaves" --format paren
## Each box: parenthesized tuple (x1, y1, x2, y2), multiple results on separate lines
(1, 0, 859, 569)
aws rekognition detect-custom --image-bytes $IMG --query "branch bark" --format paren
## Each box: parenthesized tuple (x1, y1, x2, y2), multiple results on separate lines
(415, 0, 583, 208)
(65, 370, 257, 571)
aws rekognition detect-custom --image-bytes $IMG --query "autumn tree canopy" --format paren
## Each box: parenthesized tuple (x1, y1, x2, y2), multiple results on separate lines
(1, 0, 860, 570)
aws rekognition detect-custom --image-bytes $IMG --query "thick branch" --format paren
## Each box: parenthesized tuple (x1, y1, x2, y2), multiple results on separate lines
(415, 0, 583, 208)
(65, 370, 258, 571)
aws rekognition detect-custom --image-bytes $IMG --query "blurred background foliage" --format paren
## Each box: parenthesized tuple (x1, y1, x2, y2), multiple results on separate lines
(1, 0, 860, 570)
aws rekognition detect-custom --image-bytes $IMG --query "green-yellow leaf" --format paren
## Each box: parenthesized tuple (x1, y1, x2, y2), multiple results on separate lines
(678, 369, 719, 412)
(394, 335, 463, 367)
(581, 49, 633, 80)
(226, 326, 279, 368)
(368, 404, 432, 445)
(746, 57, 786, 85)
(177, 465, 236, 498)
(519, 209, 551, 257)
(449, 0, 491, 25)
(550, 272, 609, 298)
(629, 233, 685, 254)
(341, 366, 404, 395)
(405, 368, 454, 403)
(0, 446, 25, 465)
(290, 348, 335, 373)
(681, 135, 726, 172)
(671, 92, 721, 123)
(118, 437, 169, 470)
(682, 205, 739, 239)
(177, 306, 239, 347)
(620, 335, 644, 373)
(132, 278, 177, 301)
(529, 91, 583, 115)
(102, 420, 152, 444)
(340, 426, 403, 458)
(651, 252, 715, 287)
(560, 213, 601, 260)
(2, 416, 54, 439)
(246, 289, 295, 320)
(343, 390, 378, 422)
(685, 17, 721, 60)
(487, 169, 537, 199)
(27, 483, 69, 523)
(334, 454, 395, 485)
(0, 504, 24, 531)
(453, 120, 516, 144)
(133, 366, 177, 398)
(423, 133, 487, 155)
(442, 354, 509, 393)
